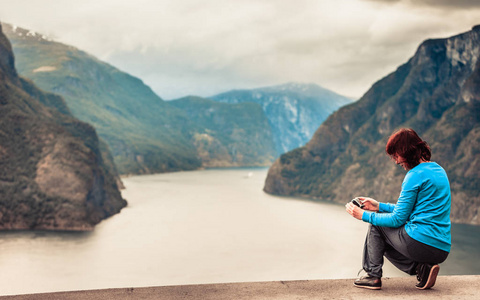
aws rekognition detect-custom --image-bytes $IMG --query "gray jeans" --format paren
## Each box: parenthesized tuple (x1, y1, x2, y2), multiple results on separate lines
(363, 224, 449, 278)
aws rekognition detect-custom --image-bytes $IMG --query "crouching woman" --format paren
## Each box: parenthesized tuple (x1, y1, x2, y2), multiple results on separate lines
(345, 128, 451, 290)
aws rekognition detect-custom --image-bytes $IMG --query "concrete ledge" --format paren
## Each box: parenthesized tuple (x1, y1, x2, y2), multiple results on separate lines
(2, 276, 479, 299)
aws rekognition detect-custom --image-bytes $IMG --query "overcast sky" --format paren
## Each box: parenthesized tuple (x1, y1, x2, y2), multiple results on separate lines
(1, 0, 480, 100)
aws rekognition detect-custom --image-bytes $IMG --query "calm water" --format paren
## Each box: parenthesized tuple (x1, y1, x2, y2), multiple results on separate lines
(0, 168, 478, 296)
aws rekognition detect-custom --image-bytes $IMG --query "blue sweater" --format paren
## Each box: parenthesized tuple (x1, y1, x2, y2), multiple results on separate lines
(362, 162, 451, 252)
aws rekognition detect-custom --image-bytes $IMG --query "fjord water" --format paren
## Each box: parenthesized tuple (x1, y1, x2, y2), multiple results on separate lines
(0, 168, 478, 295)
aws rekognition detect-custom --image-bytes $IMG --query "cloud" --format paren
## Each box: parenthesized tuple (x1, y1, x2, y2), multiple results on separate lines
(1, 0, 480, 99)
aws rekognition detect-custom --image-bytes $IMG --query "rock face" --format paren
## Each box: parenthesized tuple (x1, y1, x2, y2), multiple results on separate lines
(0, 24, 126, 230)
(264, 26, 480, 225)
(211, 83, 353, 154)
(170, 97, 277, 167)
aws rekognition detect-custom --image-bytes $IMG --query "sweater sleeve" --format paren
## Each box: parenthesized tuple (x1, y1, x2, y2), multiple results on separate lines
(362, 171, 421, 228)
(379, 202, 395, 213)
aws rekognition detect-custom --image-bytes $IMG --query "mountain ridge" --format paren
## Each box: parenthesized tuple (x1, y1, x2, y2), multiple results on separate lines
(4, 22, 351, 173)
(211, 82, 353, 154)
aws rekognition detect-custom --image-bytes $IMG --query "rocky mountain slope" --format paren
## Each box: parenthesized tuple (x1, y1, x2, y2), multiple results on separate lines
(0, 24, 126, 230)
(170, 97, 276, 167)
(211, 83, 352, 154)
(264, 26, 480, 225)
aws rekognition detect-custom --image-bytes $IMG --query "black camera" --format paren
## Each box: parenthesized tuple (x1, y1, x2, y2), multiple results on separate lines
(351, 197, 365, 209)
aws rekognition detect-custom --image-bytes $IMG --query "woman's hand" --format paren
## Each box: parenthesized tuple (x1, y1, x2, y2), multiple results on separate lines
(345, 202, 364, 220)
(358, 197, 380, 212)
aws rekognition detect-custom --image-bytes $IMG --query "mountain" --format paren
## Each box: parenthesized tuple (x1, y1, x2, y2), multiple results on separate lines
(2, 23, 280, 172)
(264, 26, 480, 225)
(0, 23, 126, 230)
(170, 97, 276, 167)
(2, 23, 202, 174)
(211, 83, 353, 154)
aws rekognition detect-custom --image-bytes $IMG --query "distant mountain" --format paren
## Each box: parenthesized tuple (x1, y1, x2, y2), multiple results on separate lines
(170, 97, 276, 167)
(264, 26, 480, 225)
(0, 24, 126, 230)
(211, 83, 353, 154)
(2, 23, 202, 174)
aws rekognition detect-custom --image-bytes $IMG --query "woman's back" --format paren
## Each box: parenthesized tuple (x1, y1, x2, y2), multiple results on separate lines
(404, 162, 451, 252)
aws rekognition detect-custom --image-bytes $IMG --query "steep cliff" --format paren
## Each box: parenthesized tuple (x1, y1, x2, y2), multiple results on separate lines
(264, 26, 480, 225)
(211, 83, 353, 154)
(0, 24, 126, 230)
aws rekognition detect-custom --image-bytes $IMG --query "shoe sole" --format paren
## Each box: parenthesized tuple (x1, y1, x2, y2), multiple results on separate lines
(417, 264, 439, 290)
(354, 283, 381, 290)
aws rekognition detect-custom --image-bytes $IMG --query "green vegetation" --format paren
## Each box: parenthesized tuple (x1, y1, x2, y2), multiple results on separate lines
(170, 97, 276, 166)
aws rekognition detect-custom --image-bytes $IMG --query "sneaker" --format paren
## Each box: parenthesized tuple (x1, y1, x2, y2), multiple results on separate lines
(416, 263, 440, 290)
(354, 275, 382, 290)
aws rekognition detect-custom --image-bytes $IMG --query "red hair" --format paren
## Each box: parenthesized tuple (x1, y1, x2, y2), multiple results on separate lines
(385, 128, 431, 170)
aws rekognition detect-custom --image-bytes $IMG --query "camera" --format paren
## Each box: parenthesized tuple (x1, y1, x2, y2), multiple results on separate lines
(351, 197, 365, 209)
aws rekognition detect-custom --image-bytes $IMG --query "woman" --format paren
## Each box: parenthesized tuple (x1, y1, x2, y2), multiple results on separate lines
(345, 128, 451, 290)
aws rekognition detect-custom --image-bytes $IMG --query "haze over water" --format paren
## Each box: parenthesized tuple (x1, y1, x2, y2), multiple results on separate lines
(0, 168, 478, 296)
